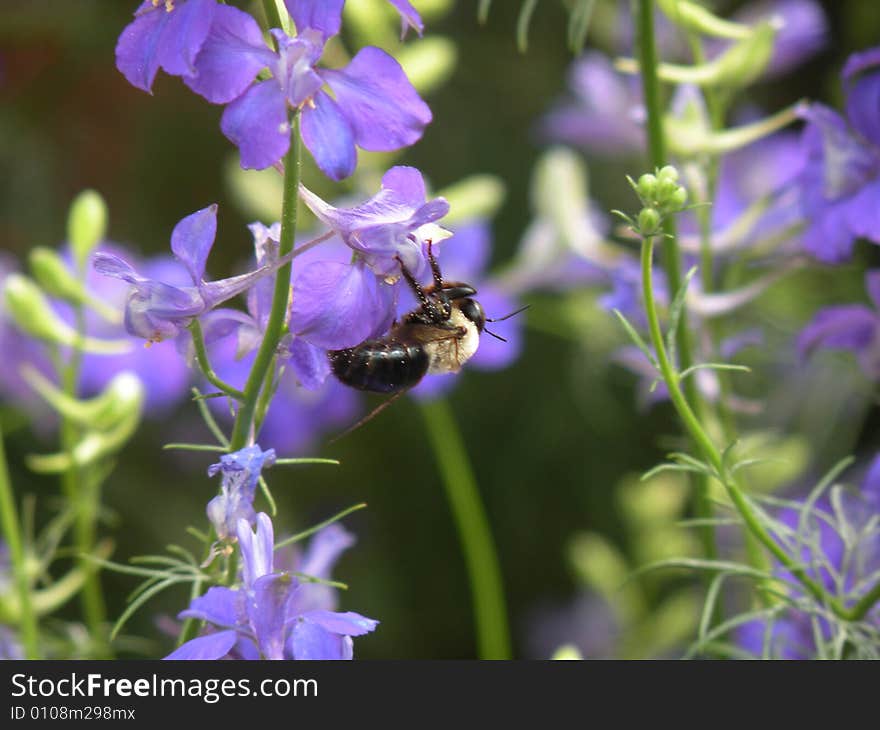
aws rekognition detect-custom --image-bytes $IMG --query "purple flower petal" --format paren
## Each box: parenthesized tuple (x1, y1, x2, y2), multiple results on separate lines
(115, 4, 171, 93)
(184, 4, 272, 104)
(221, 79, 290, 170)
(288, 619, 353, 660)
(385, 0, 424, 38)
(178, 586, 240, 628)
(322, 46, 431, 151)
(846, 71, 880, 150)
(157, 0, 217, 78)
(271, 29, 325, 108)
(290, 261, 397, 350)
(237, 513, 275, 587)
(298, 524, 355, 580)
(250, 573, 293, 660)
(301, 91, 357, 181)
(206, 445, 276, 539)
(842, 46, 880, 83)
(288, 337, 331, 390)
(164, 629, 238, 660)
(170, 204, 217, 284)
(299, 609, 379, 637)
(797, 304, 877, 357)
(844, 177, 880, 244)
(284, 0, 344, 40)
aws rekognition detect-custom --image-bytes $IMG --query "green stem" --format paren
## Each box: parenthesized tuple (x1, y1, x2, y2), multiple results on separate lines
(639, 235, 859, 619)
(418, 399, 511, 659)
(637, 0, 715, 561)
(230, 115, 301, 450)
(189, 320, 245, 401)
(61, 304, 108, 655)
(0, 424, 40, 658)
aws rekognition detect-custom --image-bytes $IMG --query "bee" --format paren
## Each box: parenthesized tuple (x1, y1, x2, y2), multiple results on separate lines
(328, 245, 523, 395)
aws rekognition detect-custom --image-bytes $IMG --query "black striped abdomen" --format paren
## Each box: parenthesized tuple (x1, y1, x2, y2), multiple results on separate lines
(328, 339, 429, 393)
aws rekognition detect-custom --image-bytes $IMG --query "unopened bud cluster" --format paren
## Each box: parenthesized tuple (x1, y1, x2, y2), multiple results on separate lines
(631, 166, 689, 236)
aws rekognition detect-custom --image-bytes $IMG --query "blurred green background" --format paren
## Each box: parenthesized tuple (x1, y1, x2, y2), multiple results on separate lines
(1, 0, 879, 658)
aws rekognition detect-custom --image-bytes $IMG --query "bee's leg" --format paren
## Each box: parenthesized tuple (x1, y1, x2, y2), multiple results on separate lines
(426, 242, 451, 319)
(395, 254, 448, 324)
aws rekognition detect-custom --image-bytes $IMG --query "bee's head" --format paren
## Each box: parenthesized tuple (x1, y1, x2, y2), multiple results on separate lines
(457, 297, 486, 332)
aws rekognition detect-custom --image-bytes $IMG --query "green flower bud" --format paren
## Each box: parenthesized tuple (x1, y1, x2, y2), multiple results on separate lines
(657, 165, 679, 183)
(3, 274, 130, 354)
(656, 177, 680, 205)
(638, 207, 662, 235)
(29, 247, 85, 304)
(637, 173, 658, 200)
(670, 186, 688, 210)
(67, 190, 108, 270)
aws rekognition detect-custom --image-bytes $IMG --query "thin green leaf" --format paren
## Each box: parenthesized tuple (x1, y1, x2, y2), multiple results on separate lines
(192, 387, 229, 447)
(612, 309, 658, 369)
(641, 461, 710, 481)
(678, 362, 751, 381)
(275, 503, 368, 550)
(258, 475, 277, 517)
(699, 572, 728, 641)
(626, 557, 775, 583)
(275, 457, 341, 466)
(478, 0, 492, 24)
(567, 0, 596, 52)
(683, 606, 786, 660)
(516, 0, 539, 52)
(163, 443, 227, 453)
(666, 266, 698, 365)
(112, 576, 192, 640)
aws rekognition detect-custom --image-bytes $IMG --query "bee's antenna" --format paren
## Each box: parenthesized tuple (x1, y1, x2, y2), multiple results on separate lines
(328, 389, 409, 444)
(484, 327, 508, 342)
(486, 304, 530, 323)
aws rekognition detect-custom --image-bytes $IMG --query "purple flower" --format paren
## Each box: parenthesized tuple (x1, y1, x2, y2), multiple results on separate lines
(206, 445, 277, 540)
(281, 0, 423, 40)
(94, 205, 288, 342)
(116, 0, 220, 93)
(798, 271, 880, 379)
(181, 4, 430, 179)
(723, 0, 829, 79)
(539, 51, 644, 156)
(300, 166, 450, 280)
(166, 513, 378, 660)
(796, 48, 880, 263)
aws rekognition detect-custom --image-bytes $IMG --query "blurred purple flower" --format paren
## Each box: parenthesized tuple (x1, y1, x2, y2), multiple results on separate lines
(166, 513, 377, 660)
(797, 47, 880, 263)
(798, 271, 880, 379)
(180, 4, 430, 178)
(539, 51, 643, 156)
(721, 0, 828, 79)
(206, 445, 276, 540)
(116, 0, 219, 93)
(94, 205, 288, 343)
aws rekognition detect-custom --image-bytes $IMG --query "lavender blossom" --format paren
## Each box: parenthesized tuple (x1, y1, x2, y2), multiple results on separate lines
(179, 4, 430, 179)
(796, 47, 880, 263)
(93, 206, 287, 343)
(206, 445, 276, 540)
(166, 514, 378, 660)
(116, 0, 219, 93)
(797, 271, 880, 379)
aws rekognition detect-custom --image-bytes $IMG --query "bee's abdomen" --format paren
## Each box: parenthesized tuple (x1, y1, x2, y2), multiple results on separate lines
(328, 339, 430, 393)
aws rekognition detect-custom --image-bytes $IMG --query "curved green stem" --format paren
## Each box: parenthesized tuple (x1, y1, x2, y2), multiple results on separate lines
(230, 115, 301, 450)
(0, 425, 40, 658)
(637, 0, 716, 561)
(419, 399, 511, 659)
(639, 235, 862, 619)
(189, 320, 245, 401)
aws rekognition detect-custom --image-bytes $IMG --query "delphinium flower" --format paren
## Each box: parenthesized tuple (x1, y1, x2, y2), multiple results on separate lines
(797, 270, 880, 379)
(93, 205, 292, 343)
(737, 457, 880, 659)
(117, 1, 431, 179)
(166, 513, 378, 660)
(205, 445, 276, 540)
(796, 46, 880, 263)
